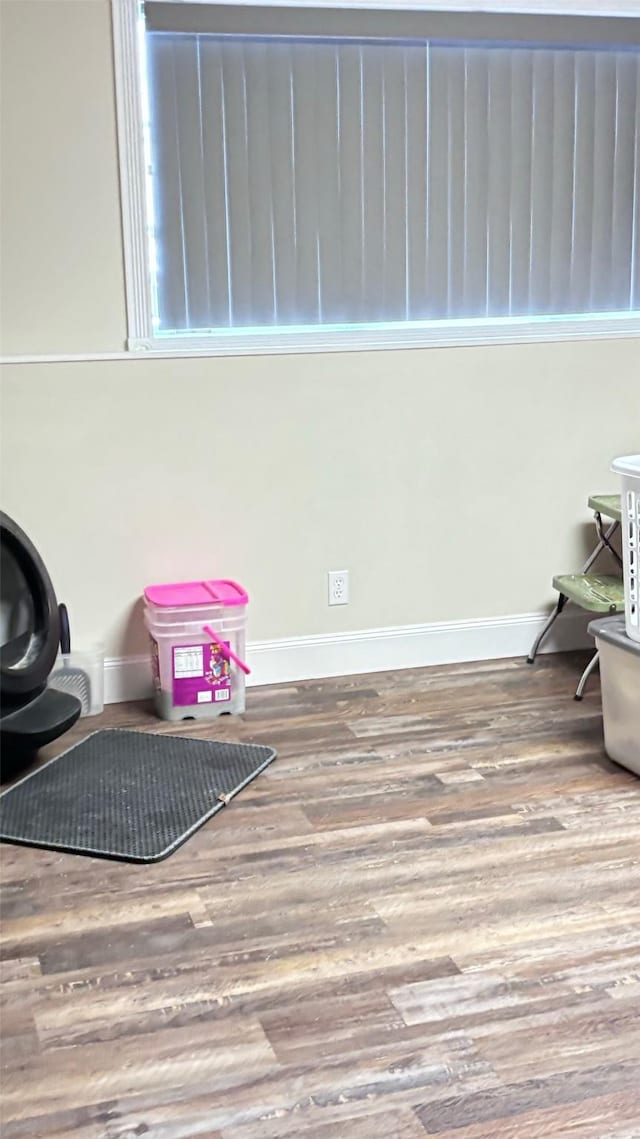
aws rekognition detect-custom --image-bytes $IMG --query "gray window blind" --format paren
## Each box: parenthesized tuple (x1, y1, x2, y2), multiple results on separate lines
(144, 12, 640, 333)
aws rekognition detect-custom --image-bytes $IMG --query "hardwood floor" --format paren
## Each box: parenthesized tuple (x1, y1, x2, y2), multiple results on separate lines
(1, 653, 639, 1138)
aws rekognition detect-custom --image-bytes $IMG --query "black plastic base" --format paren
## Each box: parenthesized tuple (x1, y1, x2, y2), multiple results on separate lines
(0, 687, 81, 767)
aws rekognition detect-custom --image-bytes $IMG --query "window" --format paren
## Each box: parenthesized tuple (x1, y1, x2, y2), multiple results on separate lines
(113, 1, 640, 354)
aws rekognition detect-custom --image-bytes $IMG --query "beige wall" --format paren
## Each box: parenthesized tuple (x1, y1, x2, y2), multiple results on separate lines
(0, 0, 124, 355)
(1, 0, 639, 659)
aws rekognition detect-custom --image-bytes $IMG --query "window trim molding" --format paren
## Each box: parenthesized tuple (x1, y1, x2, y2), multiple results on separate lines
(136, 1, 640, 15)
(136, 312, 640, 355)
(1, 309, 638, 366)
(112, 0, 153, 345)
(112, 0, 640, 358)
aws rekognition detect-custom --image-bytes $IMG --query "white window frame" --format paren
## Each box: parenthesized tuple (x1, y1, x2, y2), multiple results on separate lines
(112, 0, 640, 357)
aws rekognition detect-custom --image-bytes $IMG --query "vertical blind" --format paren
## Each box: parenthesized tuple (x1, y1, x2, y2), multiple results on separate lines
(145, 21, 640, 333)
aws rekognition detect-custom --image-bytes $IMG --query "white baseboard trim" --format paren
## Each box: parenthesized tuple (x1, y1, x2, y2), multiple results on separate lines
(103, 608, 592, 705)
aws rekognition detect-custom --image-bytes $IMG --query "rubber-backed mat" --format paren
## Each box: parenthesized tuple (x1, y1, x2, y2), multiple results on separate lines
(0, 729, 277, 863)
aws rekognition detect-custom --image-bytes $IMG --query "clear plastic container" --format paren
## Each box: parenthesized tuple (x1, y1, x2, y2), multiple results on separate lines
(48, 645, 105, 717)
(611, 454, 640, 643)
(589, 616, 640, 775)
(144, 579, 249, 721)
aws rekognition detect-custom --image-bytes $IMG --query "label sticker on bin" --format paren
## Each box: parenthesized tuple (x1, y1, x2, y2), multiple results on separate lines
(172, 642, 231, 706)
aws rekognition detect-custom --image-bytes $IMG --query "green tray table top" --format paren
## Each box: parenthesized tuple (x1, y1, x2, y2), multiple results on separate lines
(552, 573, 625, 613)
(587, 494, 622, 522)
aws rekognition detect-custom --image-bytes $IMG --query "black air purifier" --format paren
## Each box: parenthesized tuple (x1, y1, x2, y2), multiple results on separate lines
(0, 512, 80, 769)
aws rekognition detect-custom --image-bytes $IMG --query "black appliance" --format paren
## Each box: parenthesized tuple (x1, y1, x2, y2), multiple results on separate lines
(0, 512, 80, 767)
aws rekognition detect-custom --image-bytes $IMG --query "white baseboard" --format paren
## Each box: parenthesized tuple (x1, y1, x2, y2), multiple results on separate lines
(103, 608, 592, 705)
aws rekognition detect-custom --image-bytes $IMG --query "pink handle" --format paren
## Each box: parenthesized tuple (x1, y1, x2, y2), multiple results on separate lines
(203, 625, 251, 675)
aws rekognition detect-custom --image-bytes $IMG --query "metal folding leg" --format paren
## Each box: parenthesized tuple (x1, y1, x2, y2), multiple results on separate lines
(527, 515, 620, 664)
(527, 594, 566, 664)
(593, 512, 623, 570)
(575, 650, 600, 700)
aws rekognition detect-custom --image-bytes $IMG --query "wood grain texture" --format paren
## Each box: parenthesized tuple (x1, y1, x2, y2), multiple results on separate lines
(1, 652, 639, 1138)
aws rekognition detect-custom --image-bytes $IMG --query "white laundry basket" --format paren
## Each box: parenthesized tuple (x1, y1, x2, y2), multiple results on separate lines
(611, 454, 640, 643)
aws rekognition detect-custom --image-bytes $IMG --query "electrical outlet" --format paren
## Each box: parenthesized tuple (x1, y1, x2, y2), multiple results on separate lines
(328, 569, 349, 606)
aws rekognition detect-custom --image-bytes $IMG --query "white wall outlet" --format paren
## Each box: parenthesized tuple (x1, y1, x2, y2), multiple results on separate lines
(328, 569, 349, 606)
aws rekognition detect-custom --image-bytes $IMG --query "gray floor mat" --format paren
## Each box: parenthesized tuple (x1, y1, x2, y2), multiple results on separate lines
(0, 729, 276, 862)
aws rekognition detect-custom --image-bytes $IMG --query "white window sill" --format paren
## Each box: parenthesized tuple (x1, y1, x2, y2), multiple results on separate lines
(2, 312, 638, 364)
(130, 312, 640, 357)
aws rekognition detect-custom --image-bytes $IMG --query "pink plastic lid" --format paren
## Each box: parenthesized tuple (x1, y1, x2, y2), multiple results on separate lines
(144, 579, 248, 608)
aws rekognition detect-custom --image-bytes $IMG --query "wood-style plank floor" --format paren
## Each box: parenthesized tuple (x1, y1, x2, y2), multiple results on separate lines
(1, 653, 639, 1139)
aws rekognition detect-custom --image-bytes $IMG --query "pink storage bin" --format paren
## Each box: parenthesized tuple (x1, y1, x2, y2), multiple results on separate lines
(143, 579, 249, 721)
